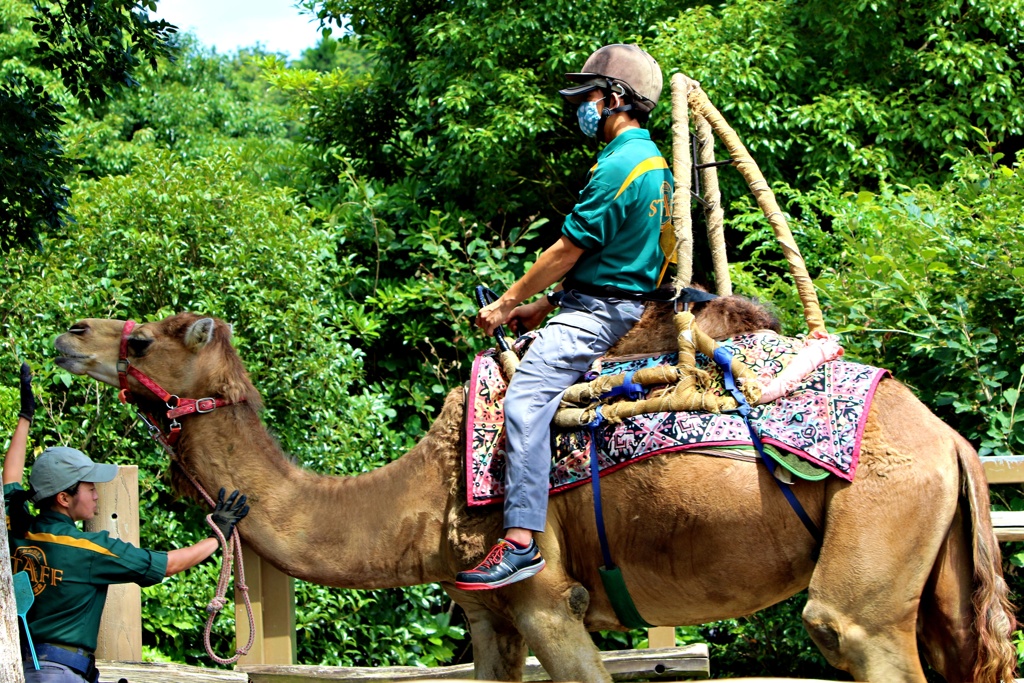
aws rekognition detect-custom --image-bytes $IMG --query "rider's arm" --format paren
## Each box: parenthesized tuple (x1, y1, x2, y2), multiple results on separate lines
(477, 236, 584, 335)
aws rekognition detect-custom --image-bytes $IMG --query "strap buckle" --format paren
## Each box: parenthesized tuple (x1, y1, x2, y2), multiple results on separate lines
(196, 397, 217, 414)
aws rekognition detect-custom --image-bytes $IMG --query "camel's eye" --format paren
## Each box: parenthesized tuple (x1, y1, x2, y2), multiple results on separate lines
(127, 337, 153, 357)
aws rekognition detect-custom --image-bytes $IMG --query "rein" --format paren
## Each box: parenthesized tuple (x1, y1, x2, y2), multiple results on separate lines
(116, 320, 255, 664)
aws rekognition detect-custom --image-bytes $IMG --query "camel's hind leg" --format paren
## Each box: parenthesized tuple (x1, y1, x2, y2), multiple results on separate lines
(917, 503, 975, 682)
(918, 433, 1017, 683)
(801, 382, 960, 682)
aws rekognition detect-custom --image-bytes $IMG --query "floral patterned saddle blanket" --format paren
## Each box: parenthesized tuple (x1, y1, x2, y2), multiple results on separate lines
(465, 331, 888, 507)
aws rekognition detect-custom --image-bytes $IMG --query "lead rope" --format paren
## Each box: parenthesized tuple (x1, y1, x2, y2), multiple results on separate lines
(174, 462, 256, 665)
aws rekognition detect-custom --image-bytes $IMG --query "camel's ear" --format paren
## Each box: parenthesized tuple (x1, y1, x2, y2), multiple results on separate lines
(185, 318, 216, 352)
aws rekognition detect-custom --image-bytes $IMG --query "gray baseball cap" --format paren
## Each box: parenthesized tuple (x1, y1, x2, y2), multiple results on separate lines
(30, 447, 118, 502)
(559, 44, 664, 113)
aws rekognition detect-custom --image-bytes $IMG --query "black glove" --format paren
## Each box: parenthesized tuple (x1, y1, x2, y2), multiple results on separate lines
(18, 362, 37, 423)
(209, 487, 249, 539)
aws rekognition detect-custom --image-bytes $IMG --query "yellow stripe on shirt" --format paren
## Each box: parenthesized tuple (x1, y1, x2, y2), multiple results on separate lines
(26, 532, 118, 557)
(614, 156, 669, 199)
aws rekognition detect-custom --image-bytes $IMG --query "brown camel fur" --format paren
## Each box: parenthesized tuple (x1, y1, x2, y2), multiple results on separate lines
(53, 301, 1016, 683)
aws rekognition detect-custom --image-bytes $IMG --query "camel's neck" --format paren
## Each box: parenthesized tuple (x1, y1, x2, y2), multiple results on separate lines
(174, 391, 464, 588)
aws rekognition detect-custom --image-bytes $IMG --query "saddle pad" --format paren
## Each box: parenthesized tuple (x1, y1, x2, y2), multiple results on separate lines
(466, 332, 888, 507)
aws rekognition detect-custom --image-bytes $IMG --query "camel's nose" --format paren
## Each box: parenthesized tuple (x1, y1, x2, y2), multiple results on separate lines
(67, 321, 91, 336)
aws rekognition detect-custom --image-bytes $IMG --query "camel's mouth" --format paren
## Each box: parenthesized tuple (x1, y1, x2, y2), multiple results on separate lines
(54, 333, 100, 376)
(54, 353, 93, 374)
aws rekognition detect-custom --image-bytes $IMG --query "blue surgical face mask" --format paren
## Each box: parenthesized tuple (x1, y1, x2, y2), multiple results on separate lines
(576, 99, 601, 138)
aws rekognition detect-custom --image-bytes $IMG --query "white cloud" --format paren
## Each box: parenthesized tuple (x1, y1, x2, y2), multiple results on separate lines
(152, 0, 322, 60)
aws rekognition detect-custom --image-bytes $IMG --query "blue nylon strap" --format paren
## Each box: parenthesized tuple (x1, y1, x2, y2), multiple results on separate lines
(587, 408, 615, 569)
(713, 347, 823, 544)
(600, 370, 644, 402)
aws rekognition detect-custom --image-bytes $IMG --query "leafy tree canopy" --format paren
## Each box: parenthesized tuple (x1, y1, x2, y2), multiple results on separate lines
(0, 0, 176, 248)
(649, 0, 1024, 189)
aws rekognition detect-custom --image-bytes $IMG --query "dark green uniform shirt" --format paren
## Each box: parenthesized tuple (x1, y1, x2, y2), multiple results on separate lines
(5, 481, 168, 652)
(562, 128, 674, 294)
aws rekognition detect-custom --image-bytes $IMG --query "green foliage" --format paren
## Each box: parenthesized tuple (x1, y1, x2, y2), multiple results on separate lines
(65, 37, 300, 180)
(805, 147, 1023, 455)
(0, 74, 71, 248)
(294, 583, 466, 666)
(29, 0, 175, 102)
(294, 35, 372, 75)
(649, 0, 1024, 191)
(695, 595, 831, 677)
(303, 0, 681, 216)
(0, 0, 178, 246)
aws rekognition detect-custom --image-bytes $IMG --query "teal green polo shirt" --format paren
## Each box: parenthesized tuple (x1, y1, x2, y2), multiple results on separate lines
(5, 482, 168, 652)
(562, 128, 674, 294)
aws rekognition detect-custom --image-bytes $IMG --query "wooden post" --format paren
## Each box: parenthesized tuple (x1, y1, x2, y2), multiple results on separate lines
(2, 489, 26, 683)
(647, 626, 676, 649)
(85, 465, 142, 661)
(236, 543, 296, 665)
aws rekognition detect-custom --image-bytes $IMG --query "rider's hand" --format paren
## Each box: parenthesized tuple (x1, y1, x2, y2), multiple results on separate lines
(209, 488, 250, 539)
(476, 298, 516, 336)
(508, 299, 554, 333)
(18, 362, 37, 423)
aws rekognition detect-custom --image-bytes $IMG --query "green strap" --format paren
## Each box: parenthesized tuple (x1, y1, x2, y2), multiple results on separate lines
(599, 565, 654, 629)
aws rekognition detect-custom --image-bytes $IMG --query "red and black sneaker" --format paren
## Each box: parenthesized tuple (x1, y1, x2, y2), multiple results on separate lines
(454, 539, 546, 590)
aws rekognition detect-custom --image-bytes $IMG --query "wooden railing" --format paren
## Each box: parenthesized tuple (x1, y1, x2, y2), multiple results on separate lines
(984, 455, 1024, 542)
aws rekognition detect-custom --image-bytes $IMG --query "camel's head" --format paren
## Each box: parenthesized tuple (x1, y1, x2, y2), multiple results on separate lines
(55, 313, 260, 408)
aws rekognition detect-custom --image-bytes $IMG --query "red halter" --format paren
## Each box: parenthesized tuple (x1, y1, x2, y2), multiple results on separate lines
(117, 320, 243, 446)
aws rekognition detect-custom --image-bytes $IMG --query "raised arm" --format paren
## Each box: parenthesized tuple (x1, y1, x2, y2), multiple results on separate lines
(3, 363, 37, 486)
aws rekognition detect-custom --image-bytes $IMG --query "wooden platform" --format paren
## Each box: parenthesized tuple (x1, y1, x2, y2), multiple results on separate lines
(98, 645, 709, 682)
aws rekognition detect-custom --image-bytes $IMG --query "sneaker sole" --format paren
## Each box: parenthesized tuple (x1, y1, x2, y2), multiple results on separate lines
(454, 560, 546, 591)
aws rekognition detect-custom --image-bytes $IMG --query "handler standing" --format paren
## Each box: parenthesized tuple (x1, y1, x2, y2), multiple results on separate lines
(4, 363, 250, 682)
(456, 44, 674, 590)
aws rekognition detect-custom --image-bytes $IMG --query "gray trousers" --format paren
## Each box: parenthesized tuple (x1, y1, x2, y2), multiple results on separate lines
(502, 291, 644, 532)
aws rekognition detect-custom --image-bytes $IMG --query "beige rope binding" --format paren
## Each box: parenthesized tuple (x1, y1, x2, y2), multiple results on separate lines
(554, 310, 762, 427)
(496, 348, 519, 380)
(693, 109, 732, 296)
(668, 73, 693, 291)
(684, 76, 826, 335)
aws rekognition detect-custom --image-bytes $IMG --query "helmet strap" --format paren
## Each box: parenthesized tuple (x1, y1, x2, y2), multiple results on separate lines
(596, 91, 633, 142)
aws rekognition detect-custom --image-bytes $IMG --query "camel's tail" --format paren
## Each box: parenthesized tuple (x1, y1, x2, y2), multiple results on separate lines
(957, 434, 1018, 683)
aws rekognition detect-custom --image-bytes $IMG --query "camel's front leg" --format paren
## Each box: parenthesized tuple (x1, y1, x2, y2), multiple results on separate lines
(451, 593, 528, 681)
(504, 572, 611, 683)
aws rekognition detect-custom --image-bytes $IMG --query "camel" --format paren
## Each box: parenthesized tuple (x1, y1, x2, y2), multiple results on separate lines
(52, 302, 1017, 683)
